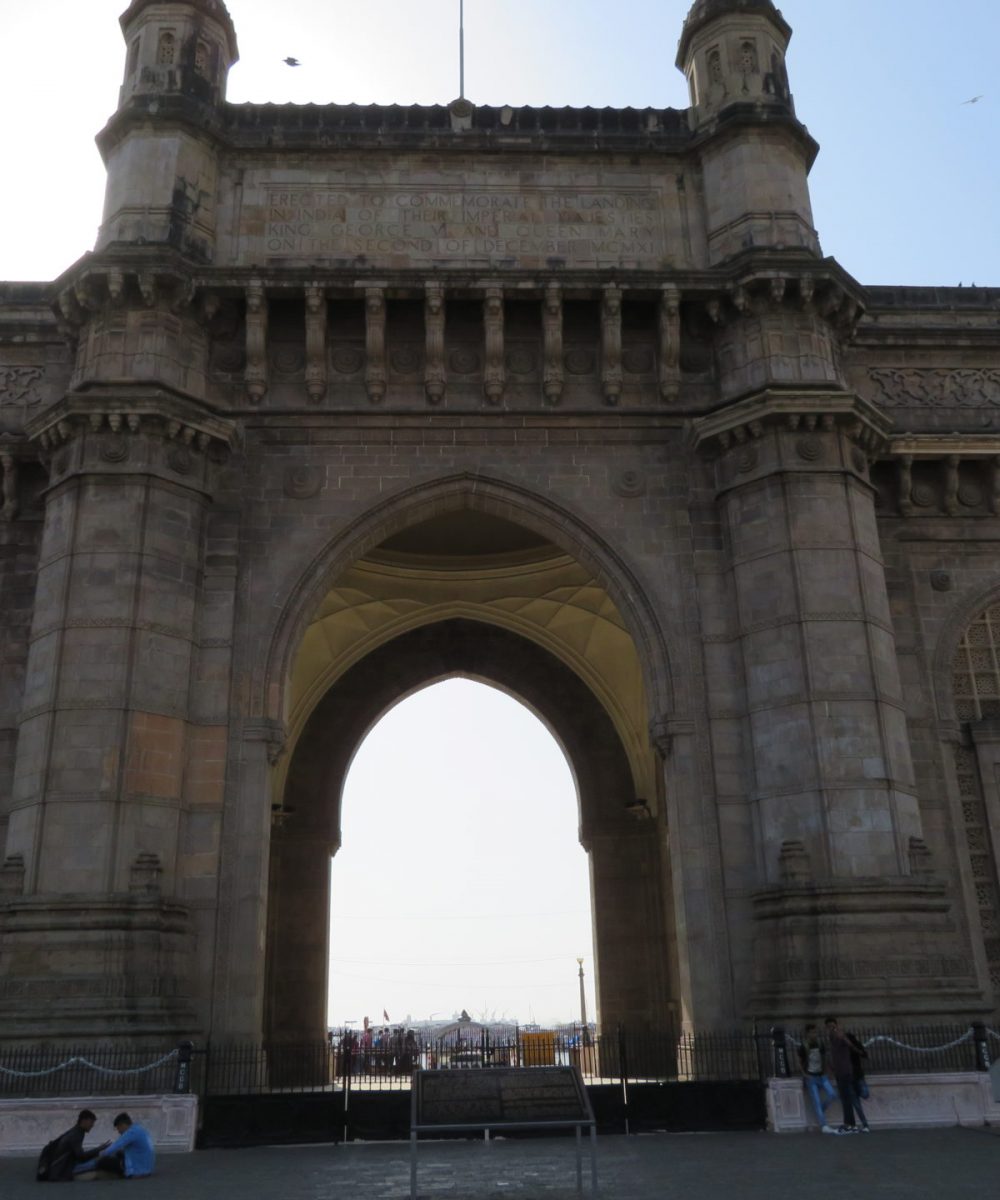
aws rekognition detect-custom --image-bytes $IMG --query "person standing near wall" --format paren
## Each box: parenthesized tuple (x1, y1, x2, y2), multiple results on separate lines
(826, 1017, 871, 1133)
(797, 1024, 838, 1133)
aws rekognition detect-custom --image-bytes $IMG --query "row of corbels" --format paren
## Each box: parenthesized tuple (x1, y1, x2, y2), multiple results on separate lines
(705, 272, 863, 332)
(714, 409, 887, 456)
(35, 410, 218, 453)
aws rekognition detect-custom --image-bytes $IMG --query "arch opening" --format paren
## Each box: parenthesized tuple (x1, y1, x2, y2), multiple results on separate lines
(263, 505, 676, 1043)
(327, 678, 597, 1030)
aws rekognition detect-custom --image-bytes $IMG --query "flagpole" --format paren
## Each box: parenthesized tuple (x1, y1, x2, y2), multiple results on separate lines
(459, 0, 465, 99)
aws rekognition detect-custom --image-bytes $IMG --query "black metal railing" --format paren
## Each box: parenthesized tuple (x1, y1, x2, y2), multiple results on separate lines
(0, 1042, 197, 1098)
(771, 1022, 998, 1078)
(2, 1020, 996, 1100)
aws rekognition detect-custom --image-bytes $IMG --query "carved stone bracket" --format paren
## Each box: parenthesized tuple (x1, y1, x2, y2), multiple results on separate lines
(365, 287, 387, 403)
(483, 285, 505, 404)
(304, 283, 327, 404)
(27, 394, 237, 463)
(691, 389, 892, 459)
(888, 436, 1000, 517)
(0, 853, 26, 897)
(542, 284, 564, 406)
(779, 840, 812, 884)
(658, 284, 681, 403)
(244, 279, 268, 405)
(698, 268, 865, 340)
(424, 283, 446, 404)
(601, 285, 623, 406)
(129, 851, 163, 895)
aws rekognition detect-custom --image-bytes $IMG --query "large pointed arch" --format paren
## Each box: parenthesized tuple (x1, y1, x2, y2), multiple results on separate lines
(931, 577, 1000, 728)
(258, 472, 676, 731)
(265, 618, 672, 1044)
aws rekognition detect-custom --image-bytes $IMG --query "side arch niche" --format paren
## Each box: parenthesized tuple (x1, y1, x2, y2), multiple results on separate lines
(262, 504, 677, 1043)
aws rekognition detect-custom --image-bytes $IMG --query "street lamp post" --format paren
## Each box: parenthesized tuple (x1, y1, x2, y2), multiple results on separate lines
(576, 958, 589, 1044)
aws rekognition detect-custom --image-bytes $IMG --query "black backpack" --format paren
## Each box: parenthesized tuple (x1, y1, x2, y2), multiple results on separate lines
(35, 1130, 72, 1182)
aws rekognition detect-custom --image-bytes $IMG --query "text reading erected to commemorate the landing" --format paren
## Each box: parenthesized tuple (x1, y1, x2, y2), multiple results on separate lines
(261, 186, 667, 266)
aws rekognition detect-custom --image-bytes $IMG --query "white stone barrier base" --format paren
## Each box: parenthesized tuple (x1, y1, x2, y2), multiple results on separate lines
(0, 1094, 197, 1157)
(767, 1073, 1000, 1132)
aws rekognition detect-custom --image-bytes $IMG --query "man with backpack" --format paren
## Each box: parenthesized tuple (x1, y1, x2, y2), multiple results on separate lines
(36, 1110, 110, 1182)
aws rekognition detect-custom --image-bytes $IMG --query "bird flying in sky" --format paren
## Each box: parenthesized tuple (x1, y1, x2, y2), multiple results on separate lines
(283, 56, 301, 67)
(961, 95, 984, 105)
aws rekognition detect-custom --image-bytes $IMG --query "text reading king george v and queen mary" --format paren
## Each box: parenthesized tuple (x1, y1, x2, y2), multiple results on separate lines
(259, 185, 667, 265)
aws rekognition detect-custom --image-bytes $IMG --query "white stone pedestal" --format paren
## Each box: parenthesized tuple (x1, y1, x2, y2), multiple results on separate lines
(0, 1094, 197, 1157)
(767, 1073, 1000, 1132)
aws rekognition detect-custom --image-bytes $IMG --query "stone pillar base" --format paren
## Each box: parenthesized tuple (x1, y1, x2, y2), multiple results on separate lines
(0, 1095, 197, 1156)
(750, 878, 987, 1022)
(767, 1073, 1000, 1132)
(0, 894, 198, 1044)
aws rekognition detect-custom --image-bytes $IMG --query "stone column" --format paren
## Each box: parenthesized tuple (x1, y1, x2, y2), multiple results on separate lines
(0, 358, 235, 1041)
(587, 823, 671, 1032)
(694, 391, 985, 1019)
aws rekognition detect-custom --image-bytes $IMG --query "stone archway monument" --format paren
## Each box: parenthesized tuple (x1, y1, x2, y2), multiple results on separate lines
(0, 0, 993, 1046)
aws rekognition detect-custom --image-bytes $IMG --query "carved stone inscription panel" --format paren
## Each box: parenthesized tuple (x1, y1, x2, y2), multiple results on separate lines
(223, 166, 688, 270)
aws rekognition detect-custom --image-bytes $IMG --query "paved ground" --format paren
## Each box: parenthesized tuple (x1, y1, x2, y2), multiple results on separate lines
(2, 1128, 998, 1198)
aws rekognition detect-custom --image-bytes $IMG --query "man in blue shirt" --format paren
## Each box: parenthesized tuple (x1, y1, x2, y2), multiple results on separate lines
(81, 1112, 156, 1178)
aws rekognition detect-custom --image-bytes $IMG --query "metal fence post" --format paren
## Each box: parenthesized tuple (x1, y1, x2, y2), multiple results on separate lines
(771, 1027, 789, 1078)
(972, 1023, 991, 1072)
(173, 1041, 194, 1094)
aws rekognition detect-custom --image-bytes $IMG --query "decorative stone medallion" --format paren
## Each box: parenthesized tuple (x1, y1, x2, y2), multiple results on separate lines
(283, 465, 323, 499)
(506, 347, 536, 375)
(100, 433, 129, 463)
(564, 348, 595, 375)
(332, 346, 364, 374)
(735, 446, 759, 474)
(795, 435, 821, 462)
(167, 446, 194, 475)
(911, 483, 937, 508)
(623, 346, 654, 374)
(930, 570, 953, 592)
(958, 482, 984, 508)
(612, 469, 646, 498)
(390, 346, 422, 374)
(448, 349, 480, 375)
(271, 347, 305, 376)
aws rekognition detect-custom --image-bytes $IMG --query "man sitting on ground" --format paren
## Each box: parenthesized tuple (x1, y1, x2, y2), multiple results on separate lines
(79, 1112, 155, 1179)
(38, 1109, 110, 1181)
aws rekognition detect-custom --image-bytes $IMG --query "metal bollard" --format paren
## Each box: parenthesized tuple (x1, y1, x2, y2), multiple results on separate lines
(771, 1026, 789, 1078)
(173, 1041, 194, 1094)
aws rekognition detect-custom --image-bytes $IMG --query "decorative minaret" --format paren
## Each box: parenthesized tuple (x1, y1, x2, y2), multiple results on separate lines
(96, 0, 239, 259)
(676, 0, 818, 266)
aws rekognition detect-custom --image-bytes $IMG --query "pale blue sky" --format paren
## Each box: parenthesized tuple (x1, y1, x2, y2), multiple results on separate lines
(1, 1, 996, 284)
(2, 1, 996, 1026)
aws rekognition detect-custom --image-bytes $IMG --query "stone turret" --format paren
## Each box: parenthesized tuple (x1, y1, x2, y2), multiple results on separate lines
(118, 0, 238, 107)
(95, 1, 239, 260)
(677, 0, 793, 122)
(676, 0, 818, 265)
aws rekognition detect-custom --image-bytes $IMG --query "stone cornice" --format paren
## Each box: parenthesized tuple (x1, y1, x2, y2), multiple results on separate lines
(691, 389, 893, 456)
(25, 389, 237, 456)
(889, 434, 1000, 458)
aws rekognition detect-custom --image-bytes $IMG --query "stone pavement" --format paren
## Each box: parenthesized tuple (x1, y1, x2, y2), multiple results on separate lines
(1, 1129, 997, 1198)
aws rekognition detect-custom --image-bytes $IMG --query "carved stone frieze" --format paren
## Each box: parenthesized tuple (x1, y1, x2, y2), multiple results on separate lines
(867, 367, 1000, 409)
(0, 367, 45, 410)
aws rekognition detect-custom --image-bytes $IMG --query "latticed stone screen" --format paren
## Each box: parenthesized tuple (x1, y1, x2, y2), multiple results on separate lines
(953, 603, 1000, 721)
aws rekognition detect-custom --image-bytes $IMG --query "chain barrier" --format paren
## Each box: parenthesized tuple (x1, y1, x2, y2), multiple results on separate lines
(0, 1048, 179, 1079)
(861, 1030, 974, 1054)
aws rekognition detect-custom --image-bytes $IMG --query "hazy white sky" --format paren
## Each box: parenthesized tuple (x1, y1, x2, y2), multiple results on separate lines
(2, 1, 996, 1028)
(331, 680, 593, 1028)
